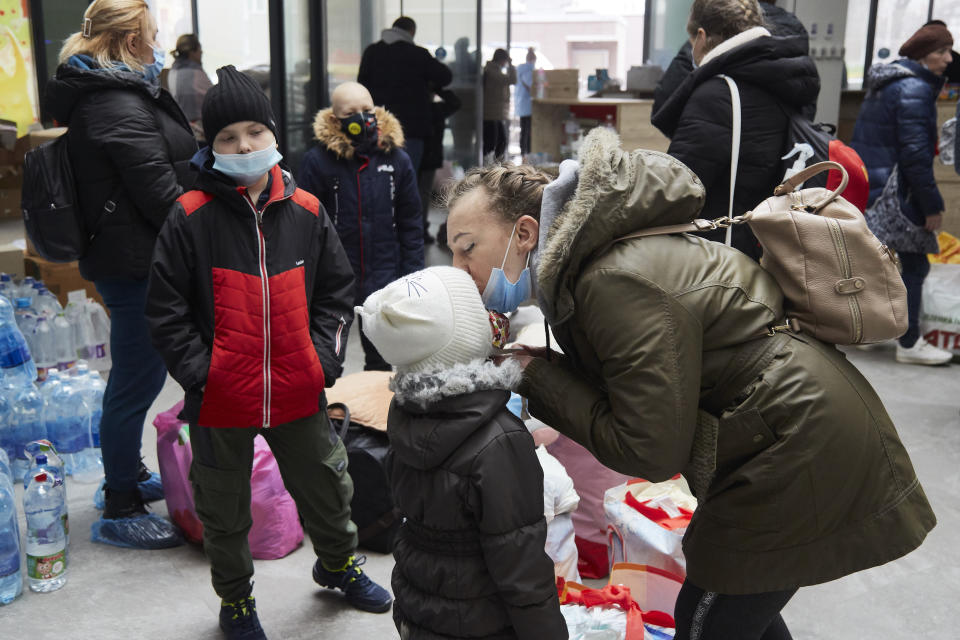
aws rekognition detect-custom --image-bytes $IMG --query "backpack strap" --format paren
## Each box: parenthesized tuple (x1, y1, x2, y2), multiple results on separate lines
(718, 74, 742, 247)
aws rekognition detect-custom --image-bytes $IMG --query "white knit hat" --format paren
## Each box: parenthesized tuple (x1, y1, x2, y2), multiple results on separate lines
(356, 267, 493, 373)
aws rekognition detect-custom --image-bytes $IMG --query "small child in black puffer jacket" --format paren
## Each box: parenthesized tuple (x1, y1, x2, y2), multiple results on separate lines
(357, 266, 568, 640)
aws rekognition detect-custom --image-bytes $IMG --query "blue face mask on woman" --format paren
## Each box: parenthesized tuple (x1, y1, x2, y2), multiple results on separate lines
(212, 145, 284, 186)
(142, 45, 165, 84)
(481, 222, 532, 314)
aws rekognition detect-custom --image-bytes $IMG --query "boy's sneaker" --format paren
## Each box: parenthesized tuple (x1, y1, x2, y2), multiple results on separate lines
(219, 595, 267, 640)
(312, 554, 393, 613)
(895, 337, 953, 365)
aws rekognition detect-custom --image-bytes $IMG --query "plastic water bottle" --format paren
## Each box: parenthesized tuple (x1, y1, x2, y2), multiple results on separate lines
(87, 302, 111, 372)
(0, 392, 13, 465)
(52, 314, 76, 372)
(24, 471, 67, 592)
(0, 296, 38, 383)
(0, 449, 11, 485)
(8, 378, 46, 479)
(16, 277, 37, 301)
(65, 297, 95, 362)
(32, 316, 55, 382)
(13, 297, 37, 340)
(0, 274, 14, 303)
(33, 287, 62, 318)
(42, 374, 90, 475)
(23, 454, 69, 548)
(73, 364, 104, 447)
(67, 366, 103, 484)
(22, 441, 65, 486)
(0, 478, 22, 604)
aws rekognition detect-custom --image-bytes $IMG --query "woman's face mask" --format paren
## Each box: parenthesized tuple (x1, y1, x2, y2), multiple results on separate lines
(481, 222, 532, 314)
(142, 45, 165, 84)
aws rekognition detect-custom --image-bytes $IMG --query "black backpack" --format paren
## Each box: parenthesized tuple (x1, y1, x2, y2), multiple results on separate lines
(328, 402, 400, 554)
(21, 133, 119, 263)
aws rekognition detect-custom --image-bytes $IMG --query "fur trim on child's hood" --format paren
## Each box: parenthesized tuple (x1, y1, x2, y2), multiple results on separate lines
(312, 106, 405, 160)
(390, 359, 523, 410)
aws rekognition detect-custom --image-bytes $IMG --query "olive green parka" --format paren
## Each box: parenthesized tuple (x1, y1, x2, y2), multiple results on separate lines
(518, 128, 935, 595)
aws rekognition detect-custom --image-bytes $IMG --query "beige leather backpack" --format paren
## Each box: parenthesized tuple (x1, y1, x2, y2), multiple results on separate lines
(619, 161, 908, 345)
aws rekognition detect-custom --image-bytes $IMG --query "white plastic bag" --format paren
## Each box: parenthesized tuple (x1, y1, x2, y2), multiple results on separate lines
(538, 446, 581, 582)
(921, 264, 960, 354)
(604, 478, 697, 578)
(561, 604, 627, 640)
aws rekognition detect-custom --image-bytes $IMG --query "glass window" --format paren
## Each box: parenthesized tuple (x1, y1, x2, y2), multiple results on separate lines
(844, 0, 872, 89)
(147, 0, 193, 61)
(648, 0, 694, 71)
(872, 0, 935, 66)
(326, 0, 365, 98)
(283, 0, 313, 169)
(197, 0, 270, 90)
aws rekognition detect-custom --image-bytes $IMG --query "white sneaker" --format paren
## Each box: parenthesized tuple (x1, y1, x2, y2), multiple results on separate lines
(895, 337, 953, 365)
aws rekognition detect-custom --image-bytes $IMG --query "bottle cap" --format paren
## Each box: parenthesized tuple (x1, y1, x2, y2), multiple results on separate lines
(35, 454, 47, 465)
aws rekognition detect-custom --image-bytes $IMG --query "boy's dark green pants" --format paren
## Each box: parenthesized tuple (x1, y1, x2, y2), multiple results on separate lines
(189, 408, 358, 602)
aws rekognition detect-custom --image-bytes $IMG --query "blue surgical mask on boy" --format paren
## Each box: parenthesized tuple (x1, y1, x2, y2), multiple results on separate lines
(481, 222, 532, 314)
(142, 45, 165, 84)
(212, 145, 284, 186)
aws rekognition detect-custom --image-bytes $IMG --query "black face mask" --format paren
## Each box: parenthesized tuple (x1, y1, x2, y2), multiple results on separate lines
(339, 111, 379, 152)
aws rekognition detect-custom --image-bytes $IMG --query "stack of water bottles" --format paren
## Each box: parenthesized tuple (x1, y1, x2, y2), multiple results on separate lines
(0, 441, 71, 604)
(0, 285, 107, 484)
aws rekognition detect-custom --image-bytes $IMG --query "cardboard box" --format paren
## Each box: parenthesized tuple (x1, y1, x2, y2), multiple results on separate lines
(0, 185, 21, 219)
(0, 244, 24, 278)
(536, 69, 580, 99)
(0, 127, 68, 169)
(22, 255, 103, 308)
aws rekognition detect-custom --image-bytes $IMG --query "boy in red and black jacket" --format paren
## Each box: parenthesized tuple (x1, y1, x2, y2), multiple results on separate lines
(146, 66, 391, 640)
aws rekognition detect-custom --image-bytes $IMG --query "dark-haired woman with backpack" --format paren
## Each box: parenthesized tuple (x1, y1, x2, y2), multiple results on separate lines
(46, 0, 196, 549)
(651, 0, 820, 261)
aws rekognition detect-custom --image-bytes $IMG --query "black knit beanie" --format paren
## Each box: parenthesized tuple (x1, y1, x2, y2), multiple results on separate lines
(202, 65, 278, 143)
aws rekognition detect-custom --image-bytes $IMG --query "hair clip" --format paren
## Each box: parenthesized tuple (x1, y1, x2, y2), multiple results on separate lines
(82, 18, 93, 39)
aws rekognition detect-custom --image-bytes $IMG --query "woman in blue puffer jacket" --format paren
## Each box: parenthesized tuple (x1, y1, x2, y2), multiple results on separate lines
(852, 22, 954, 366)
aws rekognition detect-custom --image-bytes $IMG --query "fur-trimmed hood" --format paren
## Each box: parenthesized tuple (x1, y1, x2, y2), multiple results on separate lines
(388, 359, 523, 471)
(391, 359, 522, 409)
(312, 106, 405, 160)
(535, 127, 706, 324)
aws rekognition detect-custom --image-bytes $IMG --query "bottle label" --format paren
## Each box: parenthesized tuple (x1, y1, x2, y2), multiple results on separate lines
(27, 549, 65, 580)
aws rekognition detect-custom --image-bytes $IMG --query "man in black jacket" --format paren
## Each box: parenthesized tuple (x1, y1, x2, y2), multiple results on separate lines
(358, 16, 453, 174)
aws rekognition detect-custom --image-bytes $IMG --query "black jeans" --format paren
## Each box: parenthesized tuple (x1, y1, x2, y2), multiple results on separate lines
(898, 252, 930, 348)
(95, 278, 169, 493)
(674, 580, 797, 640)
(483, 120, 507, 161)
(519, 116, 532, 156)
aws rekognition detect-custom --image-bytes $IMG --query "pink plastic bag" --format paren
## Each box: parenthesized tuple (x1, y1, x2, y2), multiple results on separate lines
(154, 401, 304, 559)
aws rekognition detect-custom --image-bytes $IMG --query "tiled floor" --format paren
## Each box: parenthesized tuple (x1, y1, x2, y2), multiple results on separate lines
(1, 213, 957, 638)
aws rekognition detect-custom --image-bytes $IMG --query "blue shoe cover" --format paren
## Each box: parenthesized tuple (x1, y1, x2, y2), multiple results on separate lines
(91, 513, 185, 550)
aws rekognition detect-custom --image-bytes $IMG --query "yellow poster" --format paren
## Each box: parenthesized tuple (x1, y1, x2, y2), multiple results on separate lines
(0, 0, 39, 136)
